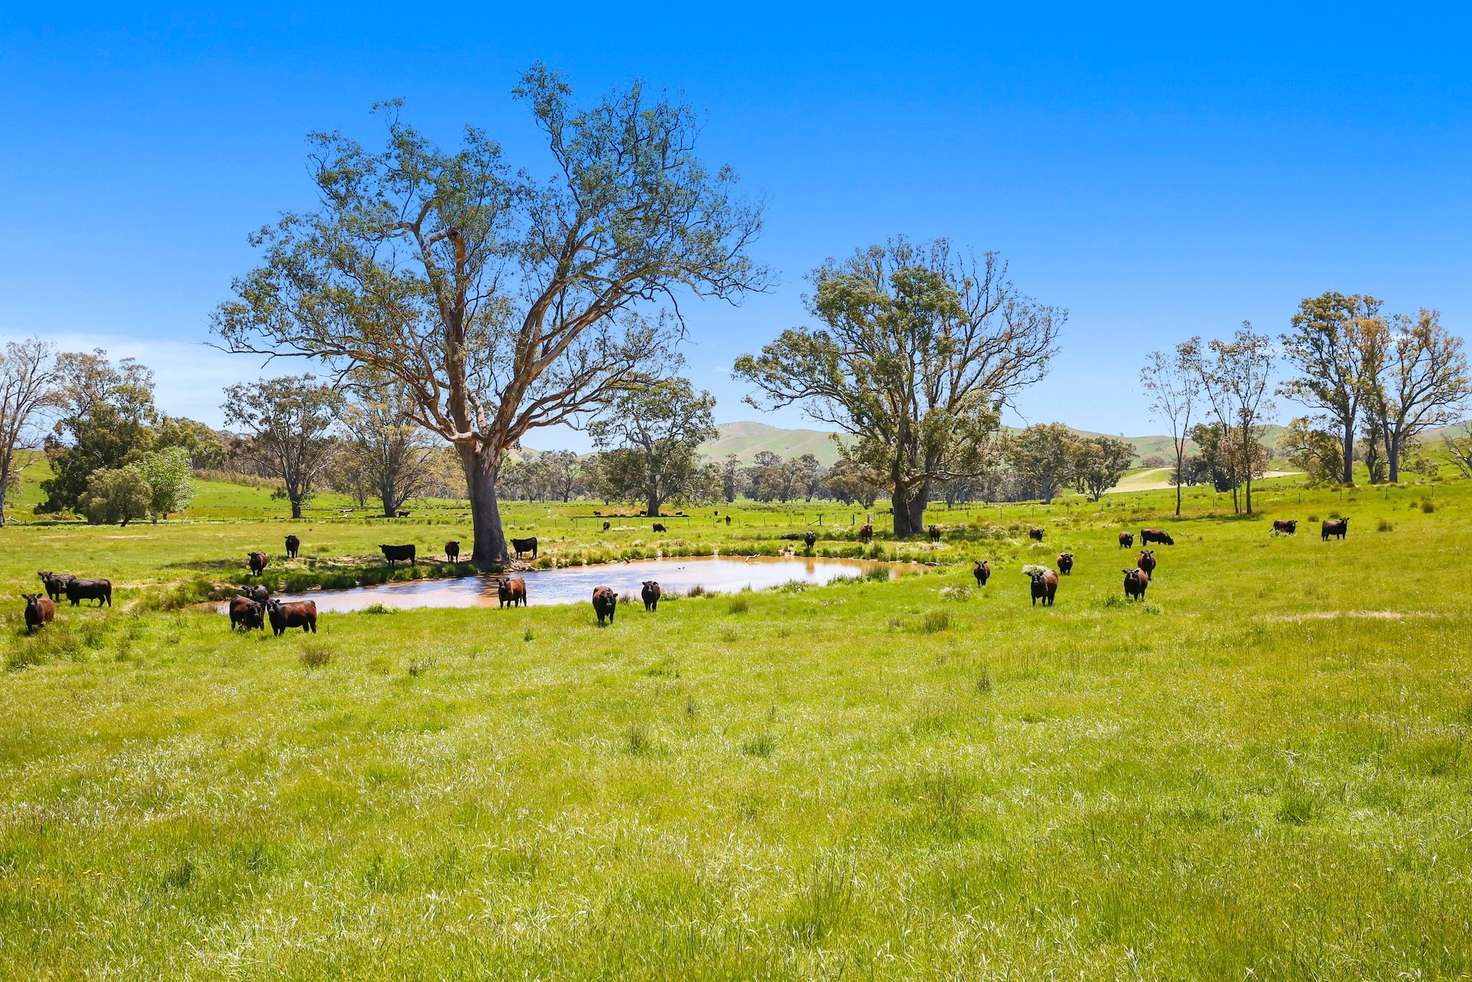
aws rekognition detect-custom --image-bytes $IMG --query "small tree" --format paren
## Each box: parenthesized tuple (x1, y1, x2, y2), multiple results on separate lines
(1071, 435, 1135, 501)
(39, 351, 158, 514)
(1191, 325, 1274, 514)
(588, 378, 718, 516)
(81, 464, 150, 526)
(223, 376, 342, 518)
(137, 447, 195, 521)
(1007, 423, 1076, 503)
(0, 338, 63, 527)
(720, 454, 742, 503)
(1141, 343, 1199, 516)
(339, 394, 437, 517)
(1281, 417, 1344, 487)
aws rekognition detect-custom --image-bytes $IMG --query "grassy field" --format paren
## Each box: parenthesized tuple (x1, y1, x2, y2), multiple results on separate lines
(2, 463, 1471, 978)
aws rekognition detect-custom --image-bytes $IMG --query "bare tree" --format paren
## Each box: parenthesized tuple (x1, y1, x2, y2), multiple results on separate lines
(735, 238, 1062, 535)
(222, 376, 342, 519)
(214, 68, 765, 566)
(0, 339, 63, 526)
(1190, 325, 1275, 514)
(1444, 423, 1472, 478)
(1142, 342, 1200, 516)
(1362, 309, 1469, 482)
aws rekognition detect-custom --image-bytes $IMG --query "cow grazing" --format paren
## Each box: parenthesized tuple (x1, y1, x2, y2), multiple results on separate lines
(641, 580, 662, 612)
(1118, 531, 1134, 549)
(602, 521, 611, 532)
(66, 578, 111, 607)
(1123, 567, 1150, 601)
(1028, 527, 1044, 542)
(22, 593, 55, 633)
(498, 577, 527, 608)
(1057, 552, 1074, 575)
(859, 523, 873, 543)
(592, 585, 618, 625)
(266, 599, 317, 636)
(1028, 568, 1058, 607)
(37, 571, 74, 602)
(651, 523, 667, 533)
(445, 540, 460, 563)
(803, 531, 817, 550)
(928, 524, 941, 543)
(1140, 528, 1174, 546)
(511, 536, 539, 559)
(248, 551, 269, 576)
(396, 510, 411, 518)
(238, 584, 270, 604)
(1138, 549, 1157, 577)
(380, 543, 416, 566)
(1322, 517, 1349, 541)
(284, 534, 300, 559)
(973, 560, 991, 587)
(1272, 519, 1298, 536)
(228, 596, 265, 631)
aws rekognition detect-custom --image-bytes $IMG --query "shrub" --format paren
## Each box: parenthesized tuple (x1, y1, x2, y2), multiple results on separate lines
(361, 603, 395, 615)
(975, 667, 992, 695)
(300, 644, 333, 669)
(1377, 518, 1394, 533)
(728, 596, 750, 615)
(741, 732, 776, 757)
(1421, 499, 1436, 513)
(919, 610, 951, 634)
(625, 723, 652, 756)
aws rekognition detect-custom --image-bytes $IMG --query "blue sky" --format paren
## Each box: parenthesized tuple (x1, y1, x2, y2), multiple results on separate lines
(3, 3, 1469, 448)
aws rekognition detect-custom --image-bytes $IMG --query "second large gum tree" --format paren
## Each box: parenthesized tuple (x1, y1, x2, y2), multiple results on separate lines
(214, 66, 764, 567)
(735, 239, 1062, 537)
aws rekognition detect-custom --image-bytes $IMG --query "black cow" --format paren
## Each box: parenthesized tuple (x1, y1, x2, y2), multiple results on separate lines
(1123, 567, 1150, 601)
(396, 510, 411, 518)
(1118, 531, 1134, 549)
(229, 596, 265, 631)
(651, 523, 667, 533)
(284, 534, 300, 559)
(1028, 568, 1058, 607)
(380, 543, 416, 566)
(23, 593, 55, 633)
(592, 585, 618, 625)
(445, 540, 460, 563)
(37, 571, 74, 603)
(803, 531, 817, 550)
(928, 524, 941, 543)
(602, 521, 611, 532)
(1272, 519, 1297, 536)
(1028, 527, 1044, 542)
(66, 578, 111, 607)
(1138, 549, 1157, 577)
(641, 580, 661, 612)
(1057, 552, 1074, 575)
(498, 577, 527, 608)
(238, 584, 270, 604)
(511, 536, 538, 559)
(248, 551, 269, 576)
(725, 515, 731, 526)
(1140, 528, 1174, 546)
(859, 523, 873, 543)
(265, 599, 317, 636)
(1322, 517, 1349, 541)
(973, 560, 990, 587)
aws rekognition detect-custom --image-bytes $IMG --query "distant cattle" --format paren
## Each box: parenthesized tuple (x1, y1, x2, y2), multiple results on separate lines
(66, 578, 111, 607)
(1272, 519, 1298, 536)
(284, 534, 300, 559)
(1028, 568, 1058, 607)
(248, 551, 269, 576)
(1322, 517, 1349, 541)
(803, 531, 817, 550)
(396, 510, 411, 518)
(498, 577, 527, 608)
(1028, 527, 1044, 542)
(266, 598, 317, 636)
(725, 515, 731, 526)
(1140, 528, 1174, 546)
(511, 536, 538, 559)
(641, 580, 662, 612)
(237, 584, 270, 604)
(380, 543, 416, 566)
(602, 521, 611, 532)
(592, 585, 618, 625)
(859, 524, 874, 543)
(651, 523, 666, 533)
(22, 593, 55, 633)
(1123, 567, 1150, 601)
(1057, 552, 1074, 575)
(1138, 549, 1157, 577)
(228, 596, 265, 631)
(973, 560, 991, 587)
(445, 540, 460, 563)
(928, 524, 941, 543)
(1118, 531, 1134, 549)
(37, 571, 74, 603)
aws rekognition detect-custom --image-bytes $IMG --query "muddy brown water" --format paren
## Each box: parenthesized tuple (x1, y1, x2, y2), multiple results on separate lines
(228, 555, 920, 613)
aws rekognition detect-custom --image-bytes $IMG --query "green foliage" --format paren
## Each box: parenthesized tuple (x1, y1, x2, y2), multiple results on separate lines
(39, 351, 158, 514)
(80, 463, 151, 526)
(588, 378, 719, 516)
(137, 446, 195, 520)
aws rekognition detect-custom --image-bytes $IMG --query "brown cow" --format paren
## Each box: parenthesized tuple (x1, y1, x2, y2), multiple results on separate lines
(37, 571, 74, 602)
(973, 560, 991, 587)
(22, 593, 55, 633)
(1271, 519, 1297, 536)
(1118, 531, 1134, 549)
(1057, 552, 1074, 575)
(592, 585, 618, 625)
(228, 595, 265, 631)
(445, 540, 460, 563)
(859, 523, 873, 543)
(1322, 517, 1349, 541)
(284, 534, 300, 559)
(1028, 568, 1058, 607)
(641, 580, 661, 612)
(248, 551, 269, 576)
(1138, 549, 1157, 576)
(1123, 567, 1150, 601)
(498, 577, 527, 608)
(265, 599, 317, 636)
(1028, 527, 1044, 542)
(928, 524, 941, 543)
(1140, 528, 1174, 546)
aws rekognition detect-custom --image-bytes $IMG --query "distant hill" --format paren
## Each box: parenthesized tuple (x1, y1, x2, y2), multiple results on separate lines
(702, 420, 1292, 467)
